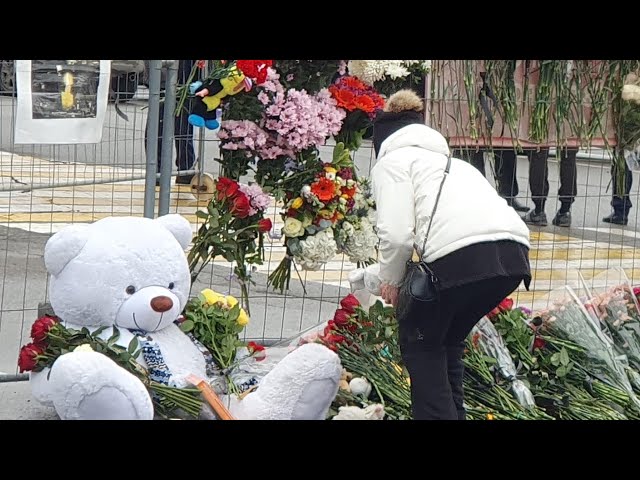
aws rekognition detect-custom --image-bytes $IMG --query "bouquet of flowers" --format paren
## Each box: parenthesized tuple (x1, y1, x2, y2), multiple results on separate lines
(18, 315, 203, 418)
(267, 143, 366, 292)
(533, 286, 640, 414)
(329, 75, 385, 151)
(347, 60, 431, 97)
(179, 289, 250, 395)
(188, 177, 272, 312)
(217, 67, 345, 186)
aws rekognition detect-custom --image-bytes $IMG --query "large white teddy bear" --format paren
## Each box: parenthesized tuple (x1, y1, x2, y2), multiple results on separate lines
(30, 214, 341, 420)
(348, 263, 383, 308)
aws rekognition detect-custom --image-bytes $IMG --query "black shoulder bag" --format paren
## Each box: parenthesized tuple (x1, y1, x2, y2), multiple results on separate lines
(396, 153, 452, 321)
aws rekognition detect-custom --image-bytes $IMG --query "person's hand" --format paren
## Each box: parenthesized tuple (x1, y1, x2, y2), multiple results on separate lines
(380, 283, 399, 307)
(195, 88, 209, 98)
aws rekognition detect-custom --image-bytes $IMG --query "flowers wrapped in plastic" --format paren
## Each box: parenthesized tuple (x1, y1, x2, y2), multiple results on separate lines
(469, 317, 536, 409)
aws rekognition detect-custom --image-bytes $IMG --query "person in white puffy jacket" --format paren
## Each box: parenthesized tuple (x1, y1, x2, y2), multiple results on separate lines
(371, 90, 532, 420)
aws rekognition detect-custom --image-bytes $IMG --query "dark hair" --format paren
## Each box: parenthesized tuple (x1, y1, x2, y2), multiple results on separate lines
(373, 110, 424, 157)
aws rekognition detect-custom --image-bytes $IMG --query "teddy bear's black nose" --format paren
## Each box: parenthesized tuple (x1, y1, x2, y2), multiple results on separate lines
(150, 296, 173, 313)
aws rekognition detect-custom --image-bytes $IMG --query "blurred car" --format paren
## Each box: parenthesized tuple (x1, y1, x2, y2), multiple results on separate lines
(0, 59, 145, 101)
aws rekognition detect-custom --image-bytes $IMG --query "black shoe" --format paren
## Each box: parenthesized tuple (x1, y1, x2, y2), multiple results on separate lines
(552, 211, 571, 227)
(522, 210, 548, 227)
(603, 213, 629, 226)
(175, 174, 194, 185)
(504, 197, 530, 212)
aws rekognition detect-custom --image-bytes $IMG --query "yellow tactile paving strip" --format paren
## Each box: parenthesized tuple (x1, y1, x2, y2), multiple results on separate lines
(2, 153, 639, 309)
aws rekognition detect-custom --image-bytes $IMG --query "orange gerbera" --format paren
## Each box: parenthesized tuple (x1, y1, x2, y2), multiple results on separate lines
(342, 76, 367, 90)
(329, 86, 356, 111)
(311, 178, 337, 202)
(353, 95, 376, 113)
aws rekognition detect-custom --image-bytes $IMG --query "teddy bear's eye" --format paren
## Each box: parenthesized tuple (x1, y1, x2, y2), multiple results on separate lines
(168, 282, 175, 290)
(125, 285, 136, 295)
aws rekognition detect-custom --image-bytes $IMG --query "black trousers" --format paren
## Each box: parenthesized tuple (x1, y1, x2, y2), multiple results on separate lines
(528, 148, 578, 212)
(452, 148, 519, 198)
(611, 162, 633, 216)
(144, 100, 196, 174)
(398, 275, 523, 420)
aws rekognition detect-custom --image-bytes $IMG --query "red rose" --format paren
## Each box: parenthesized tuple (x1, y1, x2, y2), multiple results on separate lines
(30, 315, 58, 343)
(340, 294, 360, 314)
(634, 286, 640, 297)
(257, 218, 273, 234)
(333, 309, 350, 328)
(247, 341, 266, 361)
(532, 336, 546, 351)
(230, 193, 251, 219)
(499, 298, 514, 311)
(216, 177, 240, 201)
(325, 333, 345, 344)
(18, 343, 44, 372)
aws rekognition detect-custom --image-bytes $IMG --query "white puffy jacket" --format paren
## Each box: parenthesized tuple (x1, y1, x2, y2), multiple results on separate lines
(370, 124, 531, 287)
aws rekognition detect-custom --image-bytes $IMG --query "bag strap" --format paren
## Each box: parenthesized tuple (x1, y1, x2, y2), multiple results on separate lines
(419, 153, 452, 256)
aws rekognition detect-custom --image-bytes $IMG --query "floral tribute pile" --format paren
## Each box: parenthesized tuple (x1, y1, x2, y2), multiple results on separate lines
(182, 60, 391, 294)
(279, 267, 640, 420)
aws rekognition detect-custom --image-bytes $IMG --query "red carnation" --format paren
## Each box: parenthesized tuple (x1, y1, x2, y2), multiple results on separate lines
(634, 286, 640, 297)
(216, 177, 240, 201)
(257, 218, 273, 234)
(247, 341, 266, 361)
(325, 333, 345, 345)
(333, 309, 350, 328)
(230, 193, 251, 219)
(196, 60, 207, 69)
(236, 60, 273, 85)
(30, 315, 58, 343)
(18, 343, 44, 373)
(324, 320, 337, 336)
(340, 294, 360, 314)
(487, 297, 514, 319)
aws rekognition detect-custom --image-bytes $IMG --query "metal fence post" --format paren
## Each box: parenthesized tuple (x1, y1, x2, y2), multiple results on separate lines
(158, 60, 178, 216)
(144, 60, 162, 219)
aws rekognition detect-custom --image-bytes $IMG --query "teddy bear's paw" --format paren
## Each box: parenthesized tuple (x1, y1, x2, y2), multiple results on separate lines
(49, 351, 154, 420)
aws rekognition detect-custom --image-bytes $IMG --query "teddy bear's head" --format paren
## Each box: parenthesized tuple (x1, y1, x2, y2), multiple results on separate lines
(44, 215, 193, 332)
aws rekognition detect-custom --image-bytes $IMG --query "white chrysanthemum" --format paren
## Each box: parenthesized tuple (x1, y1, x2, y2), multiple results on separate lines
(386, 63, 410, 80)
(295, 229, 338, 270)
(343, 220, 378, 263)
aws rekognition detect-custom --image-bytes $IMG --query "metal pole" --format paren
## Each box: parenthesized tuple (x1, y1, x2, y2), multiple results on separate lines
(159, 60, 179, 216)
(144, 60, 162, 219)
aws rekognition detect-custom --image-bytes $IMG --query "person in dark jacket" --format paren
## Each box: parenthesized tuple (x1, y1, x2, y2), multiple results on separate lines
(144, 60, 196, 185)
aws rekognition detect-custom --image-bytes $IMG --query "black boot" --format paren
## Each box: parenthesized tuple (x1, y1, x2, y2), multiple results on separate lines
(523, 210, 548, 227)
(552, 211, 572, 227)
(603, 213, 629, 226)
(504, 197, 529, 212)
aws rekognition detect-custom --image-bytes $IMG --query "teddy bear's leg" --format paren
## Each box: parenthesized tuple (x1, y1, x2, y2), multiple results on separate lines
(47, 351, 154, 420)
(188, 99, 208, 128)
(232, 343, 342, 420)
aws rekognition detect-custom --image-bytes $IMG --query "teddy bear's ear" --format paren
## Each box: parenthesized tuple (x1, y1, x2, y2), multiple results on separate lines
(44, 224, 91, 277)
(156, 214, 193, 250)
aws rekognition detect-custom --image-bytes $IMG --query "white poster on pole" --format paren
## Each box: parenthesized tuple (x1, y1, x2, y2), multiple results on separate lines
(14, 60, 111, 144)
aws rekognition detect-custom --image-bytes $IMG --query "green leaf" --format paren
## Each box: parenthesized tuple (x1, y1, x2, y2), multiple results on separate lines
(228, 304, 240, 322)
(108, 326, 120, 344)
(550, 352, 561, 366)
(196, 210, 209, 219)
(91, 325, 109, 337)
(559, 348, 570, 366)
(81, 327, 90, 336)
(556, 366, 567, 377)
(127, 337, 139, 355)
(180, 320, 195, 332)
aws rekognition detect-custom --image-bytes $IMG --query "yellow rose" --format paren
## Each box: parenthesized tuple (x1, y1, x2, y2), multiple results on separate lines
(226, 295, 239, 308)
(201, 289, 223, 305)
(324, 166, 337, 180)
(319, 209, 333, 219)
(291, 197, 304, 209)
(282, 217, 305, 238)
(74, 344, 94, 353)
(237, 308, 250, 326)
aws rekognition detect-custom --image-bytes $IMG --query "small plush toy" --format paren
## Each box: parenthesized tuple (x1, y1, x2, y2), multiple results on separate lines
(348, 263, 383, 308)
(188, 66, 252, 129)
(28, 214, 342, 420)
